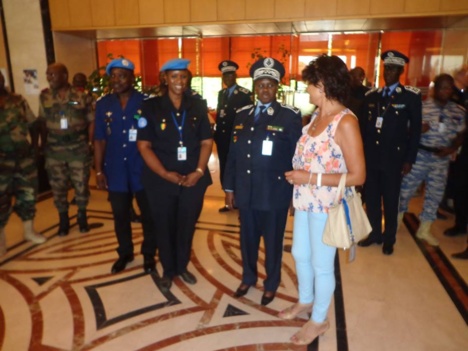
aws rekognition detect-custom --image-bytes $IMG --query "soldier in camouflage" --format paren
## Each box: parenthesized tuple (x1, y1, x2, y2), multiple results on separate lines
(38, 63, 94, 236)
(0, 71, 46, 255)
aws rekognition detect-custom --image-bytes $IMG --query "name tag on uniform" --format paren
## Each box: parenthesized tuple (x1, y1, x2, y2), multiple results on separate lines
(438, 122, 446, 133)
(129, 128, 137, 142)
(60, 116, 68, 129)
(262, 139, 273, 156)
(375, 117, 383, 129)
(177, 146, 187, 161)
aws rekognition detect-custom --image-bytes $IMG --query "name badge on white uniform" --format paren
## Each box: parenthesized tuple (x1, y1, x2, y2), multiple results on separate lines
(375, 117, 383, 129)
(60, 116, 68, 129)
(129, 128, 137, 142)
(177, 146, 187, 161)
(262, 139, 273, 156)
(438, 122, 446, 133)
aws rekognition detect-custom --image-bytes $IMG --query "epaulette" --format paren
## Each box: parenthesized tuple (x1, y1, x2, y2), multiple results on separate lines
(144, 94, 158, 101)
(281, 103, 300, 114)
(365, 88, 378, 96)
(405, 85, 420, 94)
(236, 104, 254, 113)
(96, 95, 105, 102)
(238, 87, 251, 95)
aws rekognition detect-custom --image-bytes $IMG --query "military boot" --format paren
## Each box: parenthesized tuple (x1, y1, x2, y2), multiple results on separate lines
(416, 221, 439, 246)
(77, 209, 89, 233)
(58, 212, 70, 236)
(23, 220, 46, 244)
(0, 226, 6, 256)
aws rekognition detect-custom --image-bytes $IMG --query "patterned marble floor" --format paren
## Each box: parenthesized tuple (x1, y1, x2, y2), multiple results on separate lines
(1, 159, 467, 350)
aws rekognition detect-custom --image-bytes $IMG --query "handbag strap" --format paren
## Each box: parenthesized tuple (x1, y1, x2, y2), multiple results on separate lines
(333, 173, 347, 204)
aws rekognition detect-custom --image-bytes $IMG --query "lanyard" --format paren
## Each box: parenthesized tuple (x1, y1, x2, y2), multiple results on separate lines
(171, 110, 186, 146)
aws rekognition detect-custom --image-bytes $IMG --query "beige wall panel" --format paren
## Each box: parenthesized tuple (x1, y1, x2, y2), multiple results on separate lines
(404, 0, 439, 13)
(164, 0, 190, 24)
(91, 0, 115, 27)
(68, 0, 93, 28)
(275, 0, 306, 19)
(115, 0, 140, 25)
(53, 32, 97, 79)
(245, 0, 275, 20)
(191, 0, 217, 22)
(217, 0, 245, 21)
(441, 0, 468, 12)
(48, 0, 70, 29)
(370, 0, 404, 15)
(139, 0, 165, 24)
(0, 17, 8, 72)
(305, 0, 337, 18)
(336, 0, 370, 16)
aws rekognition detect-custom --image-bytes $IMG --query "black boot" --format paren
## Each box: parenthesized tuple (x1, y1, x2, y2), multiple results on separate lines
(77, 209, 89, 233)
(58, 212, 70, 236)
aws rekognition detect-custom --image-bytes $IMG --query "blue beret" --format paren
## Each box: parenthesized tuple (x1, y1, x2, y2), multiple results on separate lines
(106, 58, 135, 75)
(381, 50, 409, 66)
(218, 60, 239, 74)
(160, 58, 190, 72)
(249, 57, 285, 82)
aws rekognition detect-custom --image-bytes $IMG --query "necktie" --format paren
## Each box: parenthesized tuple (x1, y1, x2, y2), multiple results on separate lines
(223, 89, 230, 105)
(383, 87, 390, 98)
(254, 105, 266, 122)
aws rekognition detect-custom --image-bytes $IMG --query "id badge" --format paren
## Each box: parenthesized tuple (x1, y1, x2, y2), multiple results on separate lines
(375, 117, 383, 128)
(177, 146, 187, 161)
(129, 128, 137, 142)
(438, 122, 446, 133)
(60, 116, 68, 129)
(262, 139, 273, 156)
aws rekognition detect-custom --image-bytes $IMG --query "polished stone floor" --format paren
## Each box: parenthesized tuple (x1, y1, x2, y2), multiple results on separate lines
(0, 154, 467, 351)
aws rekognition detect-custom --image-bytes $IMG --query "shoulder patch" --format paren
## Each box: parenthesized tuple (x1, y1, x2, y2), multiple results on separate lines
(238, 87, 251, 95)
(365, 88, 378, 96)
(236, 104, 254, 113)
(405, 85, 420, 94)
(280, 103, 300, 114)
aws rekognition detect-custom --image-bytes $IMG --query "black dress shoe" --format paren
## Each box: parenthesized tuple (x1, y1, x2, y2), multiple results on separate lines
(180, 271, 197, 284)
(111, 254, 134, 274)
(444, 226, 468, 237)
(143, 255, 156, 274)
(358, 237, 382, 247)
(382, 243, 394, 255)
(158, 276, 173, 290)
(218, 206, 230, 213)
(261, 291, 276, 306)
(234, 284, 250, 298)
(452, 249, 468, 259)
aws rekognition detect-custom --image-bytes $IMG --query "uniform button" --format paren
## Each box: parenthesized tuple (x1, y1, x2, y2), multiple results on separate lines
(377, 129, 381, 133)
(278, 176, 281, 179)
(251, 127, 254, 131)
(123, 144, 127, 147)
(123, 130, 127, 133)
(222, 130, 225, 133)
(248, 140, 251, 144)
(397, 147, 400, 150)
(376, 141, 379, 145)
(247, 170, 251, 174)
(124, 157, 127, 161)
(395, 111, 399, 115)
(123, 116, 126, 120)
(247, 154, 250, 158)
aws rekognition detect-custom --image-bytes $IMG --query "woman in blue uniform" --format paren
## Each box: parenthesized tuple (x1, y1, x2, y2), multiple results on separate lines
(137, 58, 213, 290)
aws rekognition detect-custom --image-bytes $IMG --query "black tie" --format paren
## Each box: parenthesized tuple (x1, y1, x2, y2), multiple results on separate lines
(223, 89, 230, 105)
(255, 105, 266, 122)
(383, 87, 390, 98)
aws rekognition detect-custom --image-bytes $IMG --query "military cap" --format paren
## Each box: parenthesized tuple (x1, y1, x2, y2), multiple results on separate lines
(381, 50, 409, 66)
(160, 58, 190, 72)
(218, 60, 239, 74)
(249, 57, 285, 82)
(106, 58, 135, 75)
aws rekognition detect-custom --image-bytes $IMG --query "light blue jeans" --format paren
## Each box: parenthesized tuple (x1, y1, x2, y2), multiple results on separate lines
(292, 210, 336, 323)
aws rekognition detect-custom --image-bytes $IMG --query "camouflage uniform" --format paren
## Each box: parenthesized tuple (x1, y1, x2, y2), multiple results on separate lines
(0, 93, 37, 227)
(38, 86, 94, 213)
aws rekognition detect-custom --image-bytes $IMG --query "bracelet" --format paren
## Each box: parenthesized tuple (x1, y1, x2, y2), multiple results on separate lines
(96, 172, 103, 176)
(317, 173, 322, 187)
(195, 167, 204, 175)
(308, 172, 313, 185)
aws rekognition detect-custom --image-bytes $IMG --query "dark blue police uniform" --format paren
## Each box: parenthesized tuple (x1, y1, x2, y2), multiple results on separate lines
(95, 90, 157, 258)
(224, 100, 302, 292)
(138, 94, 213, 278)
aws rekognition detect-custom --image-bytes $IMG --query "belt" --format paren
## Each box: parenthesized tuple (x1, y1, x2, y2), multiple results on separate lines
(419, 144, 441, 153)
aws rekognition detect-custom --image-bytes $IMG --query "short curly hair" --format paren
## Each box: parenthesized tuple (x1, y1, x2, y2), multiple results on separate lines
(302, 54, 350, 104)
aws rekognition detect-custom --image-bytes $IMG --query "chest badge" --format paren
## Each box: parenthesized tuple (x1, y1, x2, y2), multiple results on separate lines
(161, 118, 166, 131)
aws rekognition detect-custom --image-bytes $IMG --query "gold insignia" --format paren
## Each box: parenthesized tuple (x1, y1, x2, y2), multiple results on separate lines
(267, 107, 274, 115)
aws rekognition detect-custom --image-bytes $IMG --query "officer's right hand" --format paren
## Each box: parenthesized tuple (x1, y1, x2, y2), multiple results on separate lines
(96, 173, 107, 190)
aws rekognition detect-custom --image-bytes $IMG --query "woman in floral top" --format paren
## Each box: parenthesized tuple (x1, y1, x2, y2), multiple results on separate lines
(283, 55, 366, 345)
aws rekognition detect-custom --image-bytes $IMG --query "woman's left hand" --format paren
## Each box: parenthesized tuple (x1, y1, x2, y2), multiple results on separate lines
(284, 169, 310, 185)
(181, 171, 202, 187)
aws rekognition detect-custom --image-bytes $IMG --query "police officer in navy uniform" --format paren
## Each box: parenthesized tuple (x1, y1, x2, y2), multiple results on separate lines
(224, 57, 302, 305)
(358, 50, 422, 255)
(214, 60, 253, 212)
(94, 58, 157, 274)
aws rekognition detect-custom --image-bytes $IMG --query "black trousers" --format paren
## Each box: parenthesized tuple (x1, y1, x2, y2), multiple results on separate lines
(453, 150, 468, 231)
(108, 190, 157, 258)
(364, 167, 403, 245)
(238, 207, 288, 292)
(215, 137, 230, 187)
(145, 183, 207, 278)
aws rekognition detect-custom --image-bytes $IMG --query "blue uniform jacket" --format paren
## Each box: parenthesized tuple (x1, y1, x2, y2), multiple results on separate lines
(360, 84, 422, 170)
(223, 100, 302, 211)
(94, 90, 146, 192)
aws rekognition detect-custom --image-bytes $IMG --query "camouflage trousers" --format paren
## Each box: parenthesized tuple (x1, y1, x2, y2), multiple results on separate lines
(0, 157, 37, 227)
(45, 156, 91, 213)
(399, 149, 450, 222)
